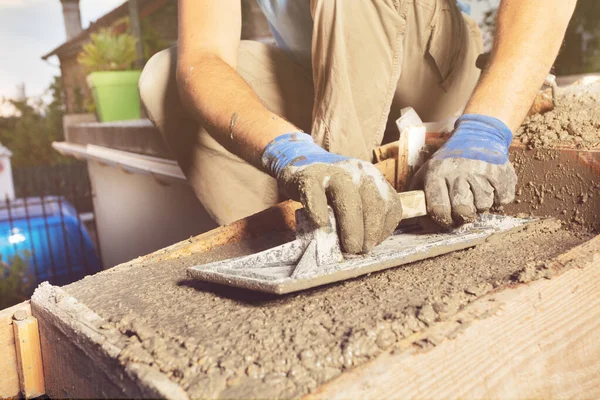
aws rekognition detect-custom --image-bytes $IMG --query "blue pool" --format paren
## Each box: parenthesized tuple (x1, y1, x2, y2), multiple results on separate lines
(0, 197, 102, 285)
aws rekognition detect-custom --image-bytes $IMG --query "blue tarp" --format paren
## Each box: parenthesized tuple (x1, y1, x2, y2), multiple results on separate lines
(0, 197, 102, 286)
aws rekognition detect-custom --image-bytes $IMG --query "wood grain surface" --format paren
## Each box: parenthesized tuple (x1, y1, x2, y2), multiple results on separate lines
(0, 301, 31, 399)
(13, 316, 45, 398)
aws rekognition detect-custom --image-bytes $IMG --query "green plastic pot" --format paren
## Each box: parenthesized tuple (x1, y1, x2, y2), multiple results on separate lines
(87, 70, 142, 122)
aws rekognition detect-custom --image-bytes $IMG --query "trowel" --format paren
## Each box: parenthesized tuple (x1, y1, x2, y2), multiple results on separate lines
(188, 190, 532, 294)
(188, 109, 532, 294)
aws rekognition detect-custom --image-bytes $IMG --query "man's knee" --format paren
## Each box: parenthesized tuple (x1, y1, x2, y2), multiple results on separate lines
(139, 46, 180, 129)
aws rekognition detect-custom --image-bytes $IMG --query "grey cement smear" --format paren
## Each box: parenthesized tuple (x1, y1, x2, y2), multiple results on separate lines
(64, 219, 592, 398)
(189, 214, 531, 294)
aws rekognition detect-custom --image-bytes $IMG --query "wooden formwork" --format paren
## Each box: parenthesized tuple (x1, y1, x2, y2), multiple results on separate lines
(0, 301, 45, 399)
(2, 222, 598, 399)
(1, 135, 599, 398)
(310, 236, 600, 399)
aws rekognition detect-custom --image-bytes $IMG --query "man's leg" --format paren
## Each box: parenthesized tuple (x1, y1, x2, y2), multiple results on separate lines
(310, 0, 408, 161)
(309, 0, 482, 154)
(391, 0, 484, 123)
(139, 41, 314, 225)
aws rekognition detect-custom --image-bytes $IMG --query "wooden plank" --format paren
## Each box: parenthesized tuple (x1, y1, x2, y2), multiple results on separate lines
(164, 200, 301, 260)
(0, 301, 31, 399)
(373, 141, 398, 163)
(308, 235, 600, 399)
(375, 158, 397, 188)
(13, 316, 45, 398)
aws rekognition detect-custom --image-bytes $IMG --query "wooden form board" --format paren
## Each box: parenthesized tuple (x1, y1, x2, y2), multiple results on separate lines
(26, 231, 600, 399)
(309, 235, 600, 399)
(13, 315, 45, 398)
(3, 133, 600, 397)
(0, 301, 31, 399)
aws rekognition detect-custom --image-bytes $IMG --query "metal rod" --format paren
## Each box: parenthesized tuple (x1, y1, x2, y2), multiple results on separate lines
(23, 191, 39, 279)
(40, 194, 58, 282)
(56, 180, 73, 280)
(5, 194, 16, 254)
(72, 183, 88, 273)
(83, 161, 103, 269)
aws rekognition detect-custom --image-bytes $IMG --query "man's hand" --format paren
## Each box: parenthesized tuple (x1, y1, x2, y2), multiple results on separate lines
(417, 0, 575, 229)
(414, 114, 516, 228)
(262, 133, 403, 254)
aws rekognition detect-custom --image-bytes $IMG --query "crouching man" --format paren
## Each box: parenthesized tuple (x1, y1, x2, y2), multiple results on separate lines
(139, 0, 576, 253)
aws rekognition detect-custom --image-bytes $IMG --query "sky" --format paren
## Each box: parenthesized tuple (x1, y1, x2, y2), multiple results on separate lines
(0, 0, 126, 115)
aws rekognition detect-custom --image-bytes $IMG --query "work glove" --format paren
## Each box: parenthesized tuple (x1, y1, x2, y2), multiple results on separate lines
(413, 114, 517, 228)
(261, 133, 403, 254)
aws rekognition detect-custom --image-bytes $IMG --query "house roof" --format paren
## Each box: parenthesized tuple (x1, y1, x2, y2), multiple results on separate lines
(42, 0, 167, 60)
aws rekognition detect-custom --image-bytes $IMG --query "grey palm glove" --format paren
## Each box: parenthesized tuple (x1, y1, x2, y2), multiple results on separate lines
(413, 114, 517, 228)
(261, 133, 403, 254)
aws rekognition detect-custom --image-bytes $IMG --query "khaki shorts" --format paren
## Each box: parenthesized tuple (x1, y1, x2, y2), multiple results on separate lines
(139, 0, 483, 225)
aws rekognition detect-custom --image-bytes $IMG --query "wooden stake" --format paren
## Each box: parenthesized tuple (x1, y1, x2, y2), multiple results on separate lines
(0, 301, 30, 398)
(13, 314, 45, 399)
(375, 158, 398, 189)
(396, 130, 410, 191)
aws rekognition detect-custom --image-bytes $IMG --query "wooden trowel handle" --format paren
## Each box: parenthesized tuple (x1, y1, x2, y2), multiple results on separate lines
(397, 190, 427, 219)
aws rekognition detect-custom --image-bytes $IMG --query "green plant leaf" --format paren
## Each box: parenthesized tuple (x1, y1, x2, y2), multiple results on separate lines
(0, 252, 35, 309)
(77, 28, 138, 73)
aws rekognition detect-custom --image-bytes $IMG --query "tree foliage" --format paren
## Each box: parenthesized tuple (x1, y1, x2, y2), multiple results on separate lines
(476, 0, 600, 75)
(0, 77, 69, 168)
(0, 253, 35, 309)
(554, 0, 600, 75)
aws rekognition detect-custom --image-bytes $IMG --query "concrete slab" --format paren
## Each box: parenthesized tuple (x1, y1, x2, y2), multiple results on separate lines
(28, 217, 591, 398)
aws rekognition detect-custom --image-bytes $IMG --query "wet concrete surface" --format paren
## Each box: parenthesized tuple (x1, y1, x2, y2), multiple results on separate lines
(506, 148, 600, 232)
(65, 219, 592, 398)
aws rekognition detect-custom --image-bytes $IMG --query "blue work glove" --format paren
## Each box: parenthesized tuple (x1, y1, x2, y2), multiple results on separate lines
(413, 114, 517, 228)
(262, 133, 403, 254)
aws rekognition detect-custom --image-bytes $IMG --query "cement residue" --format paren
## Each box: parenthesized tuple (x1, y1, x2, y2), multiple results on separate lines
(516, 80, 600, 149)
(64, 219, 591, 399)
(505, 148, 600, 232)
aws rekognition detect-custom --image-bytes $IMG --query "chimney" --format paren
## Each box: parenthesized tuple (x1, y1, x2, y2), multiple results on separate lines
(60, 0, 83, 40)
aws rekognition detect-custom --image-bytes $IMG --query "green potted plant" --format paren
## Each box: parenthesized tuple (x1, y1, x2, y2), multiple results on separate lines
(77, 29, 141, 122)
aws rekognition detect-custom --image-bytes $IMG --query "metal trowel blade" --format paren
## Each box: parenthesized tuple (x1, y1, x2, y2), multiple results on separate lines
(188, 213, 534, 295)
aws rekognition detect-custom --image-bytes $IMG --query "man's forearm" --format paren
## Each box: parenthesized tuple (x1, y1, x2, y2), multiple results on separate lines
(465, 0, 577, 132)
(176, 54, 299, 167)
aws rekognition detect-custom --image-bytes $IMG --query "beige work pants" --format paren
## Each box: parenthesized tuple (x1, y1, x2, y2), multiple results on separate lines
(139, 0, 483, 225)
